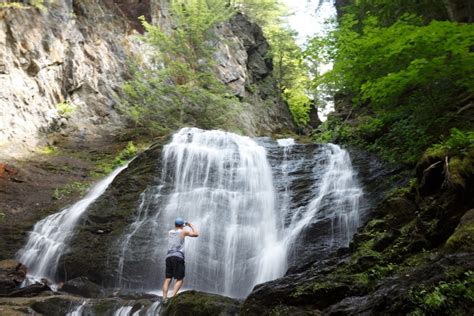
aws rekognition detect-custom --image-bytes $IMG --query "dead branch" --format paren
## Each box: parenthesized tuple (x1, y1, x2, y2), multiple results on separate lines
(423, 161, 441, 175)
(456, 102, 474, 115)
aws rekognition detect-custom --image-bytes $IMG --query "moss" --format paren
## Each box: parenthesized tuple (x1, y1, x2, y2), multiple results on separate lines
(52, 181, 90, 200)
(365, 218, 387, 231)
(36, 145, 59, 155)
(447, 155, 474, 187)
(268, 304, 321, 316)
(387, 178, 417, 198)
(402, 251, 431, 268)
(162, 291, 240, 316)
(90, 299, 121, 314)
(445, 218, 474, 252)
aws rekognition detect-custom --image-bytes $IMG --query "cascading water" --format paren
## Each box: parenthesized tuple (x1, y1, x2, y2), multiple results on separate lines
(115, 128, 286, 298)
(16, 125, 364, 306)
(66, 301, 88, 316)
(114, 128, 364, 299)
(16, 163, 129, 283)
(281, 144, 363, 260)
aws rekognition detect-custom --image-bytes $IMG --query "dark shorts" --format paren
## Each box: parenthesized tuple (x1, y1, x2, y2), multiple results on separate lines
(165, 256, 185, 280)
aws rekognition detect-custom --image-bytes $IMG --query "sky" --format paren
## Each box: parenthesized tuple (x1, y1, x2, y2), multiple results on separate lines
(281, 0, 337, 46)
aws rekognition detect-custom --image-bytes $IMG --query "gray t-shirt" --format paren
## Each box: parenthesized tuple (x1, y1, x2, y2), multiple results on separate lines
(166, 229, 185, 259)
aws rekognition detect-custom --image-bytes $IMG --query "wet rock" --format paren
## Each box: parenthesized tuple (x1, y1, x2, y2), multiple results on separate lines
(0, 260, 27, 295)
(58, 142, 165, 286)
(6, 281, 52, 298)
(31, 297, 79, 316)
(241, 271, 367, 315)
(162, 290, 241, 316)
(372, 230, 400, 252)
(61, 276, 104, 298)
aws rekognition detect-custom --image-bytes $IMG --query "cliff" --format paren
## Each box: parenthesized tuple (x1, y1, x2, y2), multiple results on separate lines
(0, 0, 293, 159)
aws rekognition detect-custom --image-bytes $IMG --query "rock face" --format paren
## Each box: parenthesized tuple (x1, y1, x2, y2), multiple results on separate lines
(213, 12, 294, 134)
(0, 1, 293, 158)
(0, 1, 136, 154)
(57, 142, 164, 284)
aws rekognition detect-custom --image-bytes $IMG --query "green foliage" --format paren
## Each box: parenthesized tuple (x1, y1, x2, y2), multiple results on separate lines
(122, 0, 237, 133)
(306, 6, 474, 164)
(283, 87, 311, 126)
(312, 116, 354, 144)
(265, 24, 312, 127)
(95, 141, 138, 175)
(53, 181, 89, 200)
(230, 0, 287, 27)
(310, 15, 474, 109)
(426, 128, 474, 158)
(56, 101, 76, 118)
(409, 271, 474, 314)
(343, 0, 448, 26)
(356, 116, 384, 140)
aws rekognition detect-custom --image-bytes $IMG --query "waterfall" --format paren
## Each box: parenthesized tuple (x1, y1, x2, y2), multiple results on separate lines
(15, 126, 364, 301)
(115, 129, 363, 298)
(115, 128, 286, 298)
(66, 301, 87, 316)
(286, 144, 363, 247)
(16, 163, 129, 283)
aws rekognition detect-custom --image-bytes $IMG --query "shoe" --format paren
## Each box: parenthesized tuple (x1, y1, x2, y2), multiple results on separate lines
(162, 298, 169, 305)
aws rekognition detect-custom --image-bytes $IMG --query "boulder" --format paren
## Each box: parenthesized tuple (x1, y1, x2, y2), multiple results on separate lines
(0, 260, 27, 295)
(60, 276, 104, 298)
(31, 297, 85, 316)
(162, 290, 241, 316)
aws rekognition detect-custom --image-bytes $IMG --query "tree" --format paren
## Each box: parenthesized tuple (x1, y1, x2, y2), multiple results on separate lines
(122, 0, 236, 132)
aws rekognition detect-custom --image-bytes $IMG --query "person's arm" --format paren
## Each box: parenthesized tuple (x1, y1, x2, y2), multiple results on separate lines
(184, 222, 199, 237)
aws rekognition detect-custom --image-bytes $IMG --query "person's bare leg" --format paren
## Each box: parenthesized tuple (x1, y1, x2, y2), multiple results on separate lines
(162, 278, 172, 299)
(171, 279, 183, 297)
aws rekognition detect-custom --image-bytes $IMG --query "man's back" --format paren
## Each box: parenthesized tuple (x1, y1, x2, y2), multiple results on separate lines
(167, 229, 185, 259)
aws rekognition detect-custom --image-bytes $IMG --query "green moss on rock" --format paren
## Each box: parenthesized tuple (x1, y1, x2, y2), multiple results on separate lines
(162, 291, 241, 316)
(445, 209, 474, 252)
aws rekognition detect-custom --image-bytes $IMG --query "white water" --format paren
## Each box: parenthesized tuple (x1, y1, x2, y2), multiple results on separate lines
(116, 129, 363, 299)
(113, 306, 133, 316)
(116, 128, 287, 297)
(17, 163, 129, 283)
(66, 301, 87, 316)
(145, 301, 162, 315)
(284, 143, 362, 248)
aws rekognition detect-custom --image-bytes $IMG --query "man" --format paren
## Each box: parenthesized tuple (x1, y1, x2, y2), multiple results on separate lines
(162, 217, 199, 301)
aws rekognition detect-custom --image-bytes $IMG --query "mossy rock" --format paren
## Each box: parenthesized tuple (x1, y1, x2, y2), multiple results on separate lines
(31, 297, 79, 316)
(445, 209, 474, 252)
(162, 290, 241, 316)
